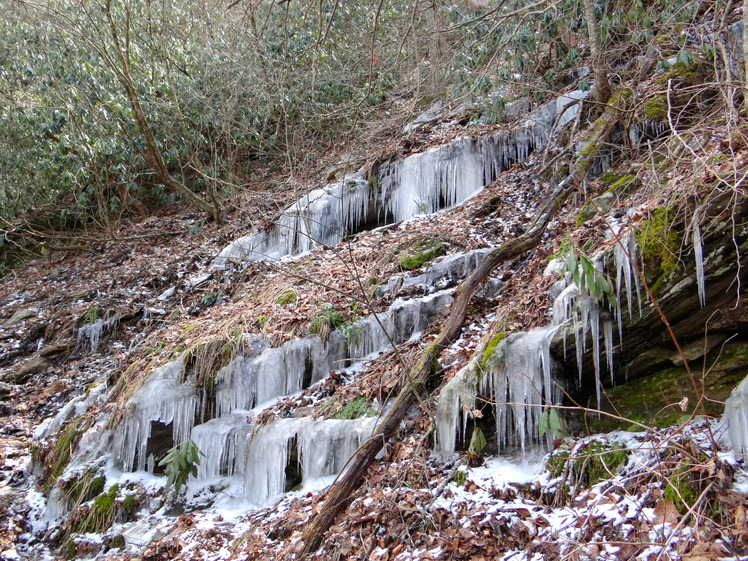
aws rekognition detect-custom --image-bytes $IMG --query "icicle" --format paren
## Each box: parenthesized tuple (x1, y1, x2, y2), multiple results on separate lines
(434, 367, 480, 457)
(243, 416, 378, 505)
(603, 319, 615, 385)
(298, 417, 377, 488)
(590, 307, 602, 412)
(191, 413, 252, 480)
(693, 215, 706, 308)
(243, 419, 295, 505)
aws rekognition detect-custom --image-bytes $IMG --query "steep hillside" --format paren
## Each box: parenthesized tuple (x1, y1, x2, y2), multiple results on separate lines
(1, 11, 748, 561)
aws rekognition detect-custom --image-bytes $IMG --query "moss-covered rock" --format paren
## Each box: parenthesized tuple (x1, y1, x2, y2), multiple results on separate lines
(635, 206, 681, 290)
(398, 238, 447, 271)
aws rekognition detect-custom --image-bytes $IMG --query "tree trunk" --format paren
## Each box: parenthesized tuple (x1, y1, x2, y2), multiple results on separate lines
(583, 0, 611, 106)
(104, 1, 221, 222)
(743, 0, 748, 112)
(299, 100, 622, 557)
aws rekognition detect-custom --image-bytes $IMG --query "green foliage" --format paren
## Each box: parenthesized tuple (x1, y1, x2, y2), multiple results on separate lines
(158, 440, 204, 493)
(467, 427, 487, 456)
(276, 291, 298, 305)
(398, 239, 447, 271)
(201, 289, 224, 307)
(309, 304, 347, 342)
(562, 249, 615, 305)
(539, 408, 569, 439)
(85, 307, 100, 325)
(453, 469, 467, 486)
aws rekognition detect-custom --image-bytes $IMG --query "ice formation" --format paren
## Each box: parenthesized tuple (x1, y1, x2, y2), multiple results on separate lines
(215, 336, 329, 416)
(90, 285, 454, 509)
(724, 374, 748, 456)
(328, 291, 453, 364)
(435, 327, 561, 456)
(692, 214, 706, 308)
(215, 91, 587, 267)
(214, 175, 372, 266)
(113, 360, 198, 472)
(244, 416, 378, 505)
(77, 316, 117, 352)
(613, 235, 643, 333)
(190, 413, 252, 479)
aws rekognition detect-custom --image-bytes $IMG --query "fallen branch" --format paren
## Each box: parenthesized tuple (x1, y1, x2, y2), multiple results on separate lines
(299, 99, 622, 556)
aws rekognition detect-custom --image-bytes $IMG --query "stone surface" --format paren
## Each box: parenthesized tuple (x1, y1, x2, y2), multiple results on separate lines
(2, 309, 36, 328)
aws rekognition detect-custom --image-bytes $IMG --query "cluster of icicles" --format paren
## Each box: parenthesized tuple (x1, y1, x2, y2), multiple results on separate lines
(69, 289, 453, 506)
(435, 233, 692, 456)
(213, 91, 587, 267)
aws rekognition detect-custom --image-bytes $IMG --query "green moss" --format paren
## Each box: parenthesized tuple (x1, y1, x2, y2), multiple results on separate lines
(607, 174, 642, 196)
(254, 315, 269, 329)
(109, 535, 126, 550)
(635, 207, 680, 285)
(50, 417, 87, 482)
(65, 538, 77, 560)
(547, 442, 628, 486)
(72, 484, 119, 534)
(121, 495, 138, 520)
(276, 291, 298, 305)
(479, 332, 507, 372)
(398, 238, 447, 271)
(328, 397, 376, 420)
(664, 466, 697, 514)
(641, 95, 668, 120)
(576, 201, 596, 226)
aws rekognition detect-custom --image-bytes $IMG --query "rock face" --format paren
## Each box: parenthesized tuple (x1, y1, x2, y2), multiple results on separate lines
(550, 190, 748, 406)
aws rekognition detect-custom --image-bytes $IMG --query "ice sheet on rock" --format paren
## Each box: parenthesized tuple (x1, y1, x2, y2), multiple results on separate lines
(724, 374, 748, 456)
(243, 416, 377, 506)
(519, 89, 587, 133)
(191, 413, 252, 479)
(113, 360, 197, 472)
(34, 382, 108, 440)
(213, 175, 371, 266)
(215, 336, 328, 416)
(377, 249, 491, 297)
(337, 291, 453, 363)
